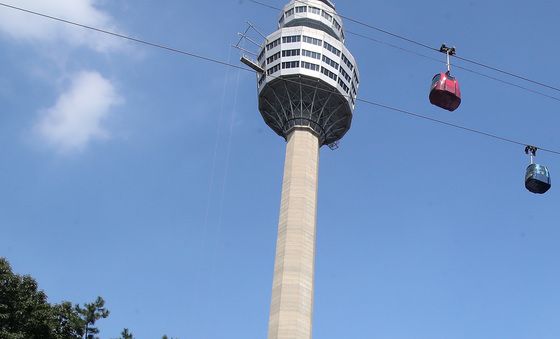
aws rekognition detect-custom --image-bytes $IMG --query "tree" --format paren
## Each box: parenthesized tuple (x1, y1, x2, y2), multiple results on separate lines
(120, 328, 134, 339)
(0, 257, 110, 339)
(51, 302, 86, 338)
(0, 257, 81, 338)
(76, 297, 110, 339)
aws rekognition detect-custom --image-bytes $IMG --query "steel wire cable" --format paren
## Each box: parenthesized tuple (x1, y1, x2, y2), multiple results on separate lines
(1, 2, 559, 156)
(249, 0, 560, 94)
(0, 2, 252, 73)
(241, 2, 560, 105)
(356, 98, 560, 155)
(346, 31, 560, 103)
(453, 54, 560, 93)
(249, 0, 560, 102)
(264, 72, 560, 155)
(255, 0, 439, 52)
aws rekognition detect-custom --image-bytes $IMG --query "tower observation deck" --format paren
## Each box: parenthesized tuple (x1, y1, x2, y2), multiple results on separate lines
(250, 1, 359, 338)
(256, 0, 359, 146)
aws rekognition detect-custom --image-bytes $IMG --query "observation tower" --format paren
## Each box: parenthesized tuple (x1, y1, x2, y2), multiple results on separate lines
(244, 0, 359, 338)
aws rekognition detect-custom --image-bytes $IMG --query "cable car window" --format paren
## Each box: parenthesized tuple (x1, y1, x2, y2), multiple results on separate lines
(431, 74, 441, 85)
(536, 166, 549, 176)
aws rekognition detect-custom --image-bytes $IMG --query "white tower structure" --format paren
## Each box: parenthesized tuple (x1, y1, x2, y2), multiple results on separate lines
(249, 1, 359, 338)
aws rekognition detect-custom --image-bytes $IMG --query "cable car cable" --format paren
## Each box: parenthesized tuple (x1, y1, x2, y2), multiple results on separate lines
(356, 98, 560, 155)
(0, 2, 254, 74)
(250, 0, 560, 101)
(244, 1, 560, 105)
(309, 0, 560, 94)
(249, 0, 439, 52)
(2, 1, 559, 156)
(260, 73, 560, 156)
(454, 54, 560, 93)
(249, 0, 560, 94)
(261, 74, 560, 155)
(5, 1, 560, 104)
(346, 31, 560, 103)
(254, 0, 560, 103)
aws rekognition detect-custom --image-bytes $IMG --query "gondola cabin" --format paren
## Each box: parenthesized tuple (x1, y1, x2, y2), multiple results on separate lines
(429, 72, 461, 111)
(525, 163, 551, 194)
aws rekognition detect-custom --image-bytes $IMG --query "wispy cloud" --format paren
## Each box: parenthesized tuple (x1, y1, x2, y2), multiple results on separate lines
(0, 1, 128, 154)
(35, 71, 121, 153)
(0, 0, 119, 51)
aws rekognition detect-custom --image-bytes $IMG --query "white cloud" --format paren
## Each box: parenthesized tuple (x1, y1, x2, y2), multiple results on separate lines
(0, 1, 128, 154)
(0, 0, 119, 51)
(35, 71, 121, 153)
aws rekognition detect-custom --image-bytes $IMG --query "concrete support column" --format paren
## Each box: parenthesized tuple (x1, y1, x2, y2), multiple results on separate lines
(268, 128, 320, 339)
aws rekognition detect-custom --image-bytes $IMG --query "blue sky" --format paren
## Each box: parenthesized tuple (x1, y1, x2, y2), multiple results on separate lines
(1, 0, 559, 338)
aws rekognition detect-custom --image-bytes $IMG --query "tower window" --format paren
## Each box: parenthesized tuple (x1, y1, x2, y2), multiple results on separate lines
(333, 19, 341, 31)
(257, 48, 265, 62)
(340, 67, 351, 83)
(303, 36, 322, 46)
(282, 35, 301, 43)
(353, 69, 360, 86)
(301, 61, 320, 71)
(267, 64, 280, 75)
(282, 61, 300, 69)
(282, 49, 301, 57)
(267, 52, 281, 64)
(321, 67, 338, 81)
(322, 55, 339, 70)
(341, 54, 354, 70)
(309, 6, 321, 15)
(302, 49, 321, 60)
(266, 38, 281, 51)
(323, 42, 341, 57)
(338, 78, 350, 93)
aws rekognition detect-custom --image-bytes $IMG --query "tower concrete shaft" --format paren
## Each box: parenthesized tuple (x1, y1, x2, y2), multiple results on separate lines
(268, 128, 319, 339)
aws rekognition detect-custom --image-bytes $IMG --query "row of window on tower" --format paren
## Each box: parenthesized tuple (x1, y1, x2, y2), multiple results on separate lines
(262, 35, 354, 74)
(279, 4, 343, 36)
(262, 47, 357, 83)
(266, 49, 335, 66)
(264, 50, 355, 95)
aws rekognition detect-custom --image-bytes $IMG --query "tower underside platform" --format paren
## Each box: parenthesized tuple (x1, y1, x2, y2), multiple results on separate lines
(258, 75, 353, 146)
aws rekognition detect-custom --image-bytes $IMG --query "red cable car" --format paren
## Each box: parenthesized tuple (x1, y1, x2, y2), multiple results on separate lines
(429, 71, 461, 111)
(429, 44, 461, 112)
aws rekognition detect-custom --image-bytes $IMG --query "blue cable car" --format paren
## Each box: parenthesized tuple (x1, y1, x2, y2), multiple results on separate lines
(524, 146, 551, 194)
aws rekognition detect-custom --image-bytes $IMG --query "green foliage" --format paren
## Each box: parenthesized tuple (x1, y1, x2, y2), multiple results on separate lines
(0, 257, 110, 339)
(77, 296, 110, 338)
(0, 257, 78, 339)
(120, 328, 134, 339)
(51, 302, 85, 338)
